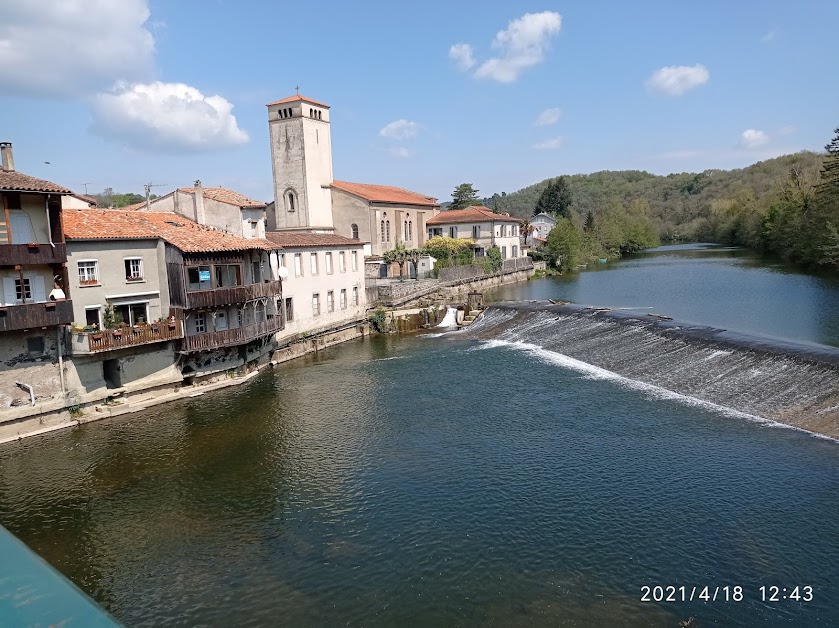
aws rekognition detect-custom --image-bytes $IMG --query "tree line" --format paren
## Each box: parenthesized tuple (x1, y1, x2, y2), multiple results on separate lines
(477, 127, 839, 270)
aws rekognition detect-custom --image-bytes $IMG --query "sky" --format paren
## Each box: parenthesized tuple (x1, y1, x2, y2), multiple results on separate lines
(1, 1, 838, 205)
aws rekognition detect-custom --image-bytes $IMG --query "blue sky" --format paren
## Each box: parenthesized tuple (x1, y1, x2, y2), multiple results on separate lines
(1, 1, 837, 204)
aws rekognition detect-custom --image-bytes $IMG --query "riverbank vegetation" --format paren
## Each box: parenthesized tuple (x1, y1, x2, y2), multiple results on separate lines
(483, 127, 839, 269)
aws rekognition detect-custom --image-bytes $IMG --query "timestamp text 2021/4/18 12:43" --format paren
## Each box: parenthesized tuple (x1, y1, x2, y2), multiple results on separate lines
(640, 585, 814, 603)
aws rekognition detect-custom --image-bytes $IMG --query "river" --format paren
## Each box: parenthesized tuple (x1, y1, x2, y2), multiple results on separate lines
(0, 244, 837, 627)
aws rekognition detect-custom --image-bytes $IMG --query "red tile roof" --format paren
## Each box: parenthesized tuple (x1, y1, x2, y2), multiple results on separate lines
(0, 169, 71, 194)
(331, 180, 439, 207)
(426, 206, 520, 225)
(267, 94, 330, 108)
(265, 232, 365, 248)
(178, 187, 266, 209)
(63, 209, 274, 253)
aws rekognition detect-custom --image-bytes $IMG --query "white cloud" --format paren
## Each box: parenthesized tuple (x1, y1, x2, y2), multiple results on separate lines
(91, 82, 249, 152)
(534, 107, 562, 126)
(453, 11, 562, 83)
(387, 147, 413, 159)
(449, 43, 476, 71)
(533, 136, 564, 151)
(0, 0, 154, 97)
(739, 129, 770, 149)
(646, 64, 709, 96)
(379, 119, 420, 140)
(761, 29, 777, 43)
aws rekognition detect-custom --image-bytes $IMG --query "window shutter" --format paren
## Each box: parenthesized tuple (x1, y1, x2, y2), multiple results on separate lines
(31, 275, 47, 302)
(2, 277, 17, 305)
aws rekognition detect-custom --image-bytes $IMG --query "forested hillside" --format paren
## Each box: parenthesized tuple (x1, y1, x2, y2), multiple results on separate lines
(483, 151, 824, 240)
(478, 144, 838, 269)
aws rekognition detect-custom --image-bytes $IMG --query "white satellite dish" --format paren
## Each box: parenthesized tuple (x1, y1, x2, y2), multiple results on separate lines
(278, 266, 289, 280)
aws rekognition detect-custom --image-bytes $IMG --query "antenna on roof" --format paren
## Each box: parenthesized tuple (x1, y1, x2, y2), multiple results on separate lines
(80, 182, 92, 194)
(144, 182, 166, 211)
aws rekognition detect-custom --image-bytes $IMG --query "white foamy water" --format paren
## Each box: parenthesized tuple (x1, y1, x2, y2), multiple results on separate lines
(437, 307, 458, 328)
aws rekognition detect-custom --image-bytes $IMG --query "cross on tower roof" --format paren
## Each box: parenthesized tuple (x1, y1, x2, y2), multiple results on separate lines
(295, 85, 300, 95)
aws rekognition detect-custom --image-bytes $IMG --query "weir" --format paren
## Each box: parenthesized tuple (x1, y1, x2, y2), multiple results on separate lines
(462, 301, 839, 439)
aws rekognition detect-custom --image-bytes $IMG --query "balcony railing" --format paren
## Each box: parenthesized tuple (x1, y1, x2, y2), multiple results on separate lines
(0, 300, 73, 332)
(185, 280, 282, 310)
(181, 316, 284, 352)
(71, 321, 184, 355)
(0, 243, 67, 266)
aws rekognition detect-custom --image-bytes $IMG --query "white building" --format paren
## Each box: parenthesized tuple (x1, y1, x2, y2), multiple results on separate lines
(267, 233, 366, 342)
(426, 206, 525, 259)
(530, 212, 557, 245)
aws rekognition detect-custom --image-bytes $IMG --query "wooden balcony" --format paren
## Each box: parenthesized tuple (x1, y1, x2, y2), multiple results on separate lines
(0, 300, 74, 332)
(181, 316, 284, 352)
(71, 321, 184, 355)
(0, 243, 67, 266)
(185, 280, 282, 310)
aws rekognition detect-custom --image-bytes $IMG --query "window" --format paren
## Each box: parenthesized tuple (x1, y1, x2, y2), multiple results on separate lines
(27, 337, 45, 355)
(15, 278, 32, 301)
(340, 289, 347, 309)
(339, 251, 346, 272)
(351, 224, 359, 240)
(511, 225, 518, 237)
(352, 250, 358, 271)
(253, 261, 261, 283)
(285, 297, 294, 322)
(250, 221, 258, 237)
(472, 225, 480, 239)
(78, 260, 98, 285)
(325, 252, 333, 274)
(8, 210, 33, 243)
(312, 293, 320, 317)
(409, 221, 413, 241)
(125, 257, 143, 281)
(501, 246, 507, 259)
(310, 252, 318, 275)
(310, 108, 313, 117)
(381, 220, 386, 242)
(195, 312, 206, 333)
(294, 253, 302, 277)
(500, 225, 507, 237)
(327, 290, 334, 313)
(404, 220, 409, 241)
(512, 245, 519, 258)
(448, 226, 457, 238)
(352, 286, 359, 306)
(287, 191, 296, 212)
(85, 307, 100, 327)
(429, 227, 442, 238)
(386, 221, 390, 241)
(114, 302, 149, 326)
(215, 264, 241, 287)
(187, 265, 211, 291)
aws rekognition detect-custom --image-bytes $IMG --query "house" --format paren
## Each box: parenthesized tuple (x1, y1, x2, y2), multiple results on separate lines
(264, 94, 439, 258)
(142, 182, 267, 240)
(266, 232, 367, 342)
(426, 206, 525, 259)
(61, 192, 97, 209)
(330, 181, 440, 256)
(0, 142, 74, 410)
(530, 212, 556, 245)
(63, 209, 281, 388)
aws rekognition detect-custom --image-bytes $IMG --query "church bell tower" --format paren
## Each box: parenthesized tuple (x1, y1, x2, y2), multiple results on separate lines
(266, 93, 334, 231)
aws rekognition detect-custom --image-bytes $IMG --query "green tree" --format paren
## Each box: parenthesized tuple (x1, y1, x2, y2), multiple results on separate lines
(424, 236, 474, 260)
(486, 245, 502, 272)
(406, 248, 423, 280)
(534, 176, 572, 217)
(383, 241, 409, 281)
(544, 217, 582, 271)
(584, 211, 595, 232)
(450, 183, 482, 210)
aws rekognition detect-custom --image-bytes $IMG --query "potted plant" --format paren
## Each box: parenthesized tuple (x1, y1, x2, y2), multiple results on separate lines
(27, 242, 39, 249)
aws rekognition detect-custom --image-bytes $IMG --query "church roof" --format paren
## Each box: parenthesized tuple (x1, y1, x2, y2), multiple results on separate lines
(267, 94, 330, 108)
(64, 209, 274, 253)
(426, 206, 520, 225)
(265, 232, 365, 248)
(331, 180, 439, 207)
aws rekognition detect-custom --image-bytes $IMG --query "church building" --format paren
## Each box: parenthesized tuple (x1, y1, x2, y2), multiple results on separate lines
(264, 94, 439, 257)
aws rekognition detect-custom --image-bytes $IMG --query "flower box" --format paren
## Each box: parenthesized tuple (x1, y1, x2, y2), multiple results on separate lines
(92, 334, 103, 340)
(27, 242, 39, 249)
(126, 275, 144, 282)
(79, 279, 98, 286)
(112, 331, 122, 337)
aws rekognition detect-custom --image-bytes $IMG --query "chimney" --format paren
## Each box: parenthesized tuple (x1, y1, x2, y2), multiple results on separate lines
(0, 142, 14, 171)
(193, 179, 206, 224)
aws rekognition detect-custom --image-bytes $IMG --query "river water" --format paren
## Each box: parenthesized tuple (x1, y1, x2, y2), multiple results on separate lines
(1, 245, 838, 627)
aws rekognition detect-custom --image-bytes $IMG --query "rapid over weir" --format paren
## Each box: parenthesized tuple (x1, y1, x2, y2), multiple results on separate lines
(461, 301, 839, 440)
